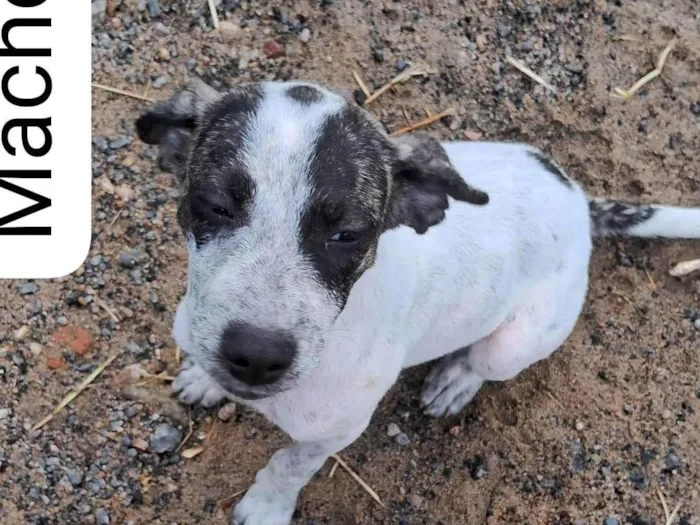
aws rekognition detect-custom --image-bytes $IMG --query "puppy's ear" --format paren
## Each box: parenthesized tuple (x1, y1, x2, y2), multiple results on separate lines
(135, 78, 220, 179)
(385, 133, 489, 234)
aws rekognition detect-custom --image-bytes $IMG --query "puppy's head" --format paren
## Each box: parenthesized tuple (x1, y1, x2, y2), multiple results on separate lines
(137, 79, 488, 399)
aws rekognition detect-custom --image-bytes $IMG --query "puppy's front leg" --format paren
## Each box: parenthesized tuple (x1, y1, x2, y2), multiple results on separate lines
(231, 421, 369, 525)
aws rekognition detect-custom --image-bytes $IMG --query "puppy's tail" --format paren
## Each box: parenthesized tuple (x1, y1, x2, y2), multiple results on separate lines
(588, 198, 700, 238)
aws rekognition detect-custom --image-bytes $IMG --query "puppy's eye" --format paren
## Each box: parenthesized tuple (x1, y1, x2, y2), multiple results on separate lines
(328, 231, 361, 243)
(211, 206, 234, 219)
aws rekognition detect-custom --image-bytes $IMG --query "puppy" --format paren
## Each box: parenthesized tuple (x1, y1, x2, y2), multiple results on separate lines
(135, 78, 700, 525)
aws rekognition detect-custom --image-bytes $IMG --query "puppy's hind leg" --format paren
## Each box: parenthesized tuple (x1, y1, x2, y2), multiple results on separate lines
(422, 280, 586, 417)
(421, 346, 484, 417)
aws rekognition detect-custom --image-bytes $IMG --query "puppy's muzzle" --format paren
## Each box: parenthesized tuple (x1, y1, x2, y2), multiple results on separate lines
(219, 322, 297, 386)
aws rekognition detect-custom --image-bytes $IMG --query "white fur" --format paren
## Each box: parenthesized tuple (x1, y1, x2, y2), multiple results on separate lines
(627, 206, 700, 238)
(169, 92, 698, 524)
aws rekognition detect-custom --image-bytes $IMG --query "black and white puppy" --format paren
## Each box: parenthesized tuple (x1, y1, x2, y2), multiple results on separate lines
(136, 78, 700, 525)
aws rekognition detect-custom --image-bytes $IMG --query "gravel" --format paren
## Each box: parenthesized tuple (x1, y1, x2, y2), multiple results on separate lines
(665, 452, 680, 471)
(66, 468, 84, 487)
(395, 432, 410, 446)
(147, 0, 161, 17)
(386, 423, 401, 437)
(298, 28, 311, 43)
(96, 508, 110, 525)
(154, 21, 170, 36)
(18, 283, 39, 295)
(218, 402, 237, 422)
(150, 424, 183, 454)
(117, 251, 137, 268)
(497, 24, 512, 37)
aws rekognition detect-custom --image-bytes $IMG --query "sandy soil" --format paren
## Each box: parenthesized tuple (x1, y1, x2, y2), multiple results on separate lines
(1, 0, 699, 524)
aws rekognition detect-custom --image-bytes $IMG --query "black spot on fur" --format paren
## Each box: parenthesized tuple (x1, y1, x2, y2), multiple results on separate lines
(588, 199, 656, 236)
(299, 106, 393, 303)
(286, 85, 323, 105)
(528, 151, 572, 188)
(177, 86, 263, 245)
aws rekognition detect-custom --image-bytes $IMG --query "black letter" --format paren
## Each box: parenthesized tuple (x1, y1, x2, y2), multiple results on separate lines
(9, 0, 48, 6)
(0, 171, 51, 235)
(0, 19, 51, 58)
(2, 66, 52, 107)
(2, 118, 52, 157)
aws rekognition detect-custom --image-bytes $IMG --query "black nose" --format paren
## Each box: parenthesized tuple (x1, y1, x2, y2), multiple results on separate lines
(219, 322, 296, 386)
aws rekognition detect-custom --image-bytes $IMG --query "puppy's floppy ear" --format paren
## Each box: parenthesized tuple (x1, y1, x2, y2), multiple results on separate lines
(385, 133, 489, 234)
(135, 78, 220, 179)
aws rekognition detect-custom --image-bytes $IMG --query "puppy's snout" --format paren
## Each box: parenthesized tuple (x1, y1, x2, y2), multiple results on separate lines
(219, 322, 296, 386)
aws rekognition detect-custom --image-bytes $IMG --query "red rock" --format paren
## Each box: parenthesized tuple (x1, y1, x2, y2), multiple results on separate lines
(263, 40, 285, 59)
(52, 326, 94, 356)
(47, 354, 65, 370)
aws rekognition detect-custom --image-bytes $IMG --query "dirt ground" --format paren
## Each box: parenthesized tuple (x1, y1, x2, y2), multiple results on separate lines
(1, 0, 699, 524)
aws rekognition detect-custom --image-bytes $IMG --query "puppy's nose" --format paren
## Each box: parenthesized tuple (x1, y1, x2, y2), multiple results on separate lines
(219, 322, 296, 386)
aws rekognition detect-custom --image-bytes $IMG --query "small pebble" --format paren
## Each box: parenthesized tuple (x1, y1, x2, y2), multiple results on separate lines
(132, 438, 149, 451)
(152, 75, 169, 89)
(387, 423, 401, 437)
(18, 282, 39, 295)
(118, 252, 136, 269)
(353, 89, 367, 106)
(154, 22, 169, 36)
(0, 408, 11, 420)
(150, 424, 183, 454)
(409, 494, 423, 508)
(603, 519, 618, 525)
(147, 0, 161, 17)
(218, 402, 237, 422)
(298, 28, 311, 43)
(96, 508, 110, 525)
(575, 421, 584, 431)
(66, 468, 84, 487)
(628, 467, 646, 489)
(263, 40, 285, 58)
(108, 136, 130, 150)
(395, 432, 410, 446)
(29, 341, 44, 357)
(497, 24, 511, 38)
(665, 453, 680, 471)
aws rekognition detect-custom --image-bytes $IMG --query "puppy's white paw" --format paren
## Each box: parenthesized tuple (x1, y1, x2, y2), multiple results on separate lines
(231, 479, 296, 525)
(421, 353, 484, 417)
(172, 360, 229, 407)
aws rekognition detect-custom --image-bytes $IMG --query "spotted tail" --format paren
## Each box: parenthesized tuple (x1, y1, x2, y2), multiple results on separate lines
(588, 198, 700, 238)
